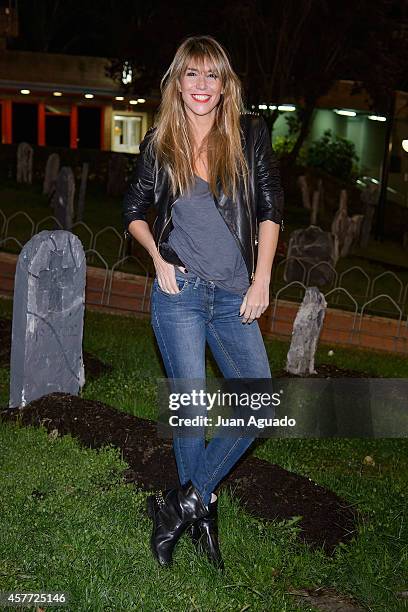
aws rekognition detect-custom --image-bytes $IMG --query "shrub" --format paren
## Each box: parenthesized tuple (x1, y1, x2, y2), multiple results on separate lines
(306, 129, 359, 181)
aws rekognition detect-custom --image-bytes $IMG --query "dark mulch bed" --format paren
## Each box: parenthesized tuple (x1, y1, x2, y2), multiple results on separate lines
(0, 392, 362, 556)
(275, 363, 378, 378)
(0, 317, 113, 380)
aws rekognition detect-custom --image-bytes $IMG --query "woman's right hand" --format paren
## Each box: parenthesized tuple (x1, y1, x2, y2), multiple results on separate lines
(153, 254, 182, 294)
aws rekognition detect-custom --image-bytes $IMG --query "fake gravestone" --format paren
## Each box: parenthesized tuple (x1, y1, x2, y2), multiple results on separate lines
(359, 183, 379, 248)
(331, 191, 364, 260)
(16, 142, 33, 184)
(284, 225, 335, 286)
(43, 152, 60, 196)
(331, 190, 349, 262)
(342, 214, 364, 257)
(285, 286, 327, 375)
(9, 230, 86, 409)
(50, 167, 75, 230)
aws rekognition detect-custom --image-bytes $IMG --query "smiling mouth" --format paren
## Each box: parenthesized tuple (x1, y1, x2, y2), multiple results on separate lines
(191, 94, 211, 102)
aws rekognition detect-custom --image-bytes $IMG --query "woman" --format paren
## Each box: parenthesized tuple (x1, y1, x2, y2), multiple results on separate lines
(122, 35, 284, 570)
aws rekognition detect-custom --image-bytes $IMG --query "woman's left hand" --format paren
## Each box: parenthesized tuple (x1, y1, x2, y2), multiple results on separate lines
(239, 278, 270, 324)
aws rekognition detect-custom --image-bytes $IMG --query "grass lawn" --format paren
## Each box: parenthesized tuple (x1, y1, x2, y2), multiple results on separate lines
(0, 296, 407, 611)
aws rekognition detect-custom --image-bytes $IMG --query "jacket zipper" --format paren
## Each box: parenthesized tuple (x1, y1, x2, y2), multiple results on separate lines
(157, 198, 178, 251)
(246, 197, 255, 281)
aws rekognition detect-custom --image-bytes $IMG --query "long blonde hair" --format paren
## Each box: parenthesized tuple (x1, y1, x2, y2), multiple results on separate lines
(147, 35, 249, 202)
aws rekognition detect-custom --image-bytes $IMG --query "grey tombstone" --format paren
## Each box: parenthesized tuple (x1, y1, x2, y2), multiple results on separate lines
(331, 190, 349, 263)
(359, 183, 379, 248)
(342, 214, 364, 257)
(284, 225, 336, 286)
(76, 162, 89, 222)
(50, 167, 75, 230)
(107, 153, 127, 197)
(16, 142, 33, 184)
(43, 153, 60, 196)
(9, 230, 86, 409)
(331, 191, 364, 259)
(285, 287, 327, 375)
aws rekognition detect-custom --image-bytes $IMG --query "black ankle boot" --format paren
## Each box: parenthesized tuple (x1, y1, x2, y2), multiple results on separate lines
(187, 496, 225, 571)
(146, 480, 210, 566)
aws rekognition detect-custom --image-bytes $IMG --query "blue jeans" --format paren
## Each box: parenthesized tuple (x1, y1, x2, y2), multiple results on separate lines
(150, 269, 272, 507)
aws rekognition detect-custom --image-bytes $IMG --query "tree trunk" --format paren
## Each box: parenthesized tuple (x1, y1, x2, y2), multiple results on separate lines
(286, 103, 316, 164)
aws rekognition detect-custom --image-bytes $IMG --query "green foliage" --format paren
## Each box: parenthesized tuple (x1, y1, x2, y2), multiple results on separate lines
(273, 135, 307, 166)
(285, 112, 302, 136)
(306, 129, 359, 181)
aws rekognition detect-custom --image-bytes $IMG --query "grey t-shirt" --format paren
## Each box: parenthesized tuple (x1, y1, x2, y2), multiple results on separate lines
(167, 175, 250, 295)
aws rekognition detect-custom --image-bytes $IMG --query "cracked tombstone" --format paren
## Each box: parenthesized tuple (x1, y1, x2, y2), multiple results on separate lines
(50, 167, 75, 230)
(9, 230, 86, 409)
(16, 142, 33, 184)
(285, 287, 327, 375)
(282, 285, 329, 432)
(43, 152, 60, 197)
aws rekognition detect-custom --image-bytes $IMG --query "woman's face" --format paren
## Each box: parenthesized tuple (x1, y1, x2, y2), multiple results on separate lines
(178, 58, 223, 120)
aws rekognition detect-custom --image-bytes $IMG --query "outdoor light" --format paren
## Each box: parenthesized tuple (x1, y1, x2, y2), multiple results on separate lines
(402, 140, 408, 153)
(258, 104, 267, 110)
(84, 93, 94, 99)
(115, 96, 125, 101)
(20, 89, 30, 95)
(53, 91, 62, 97)
(334, 109, 357, 117)
(278, 104, 296, 111)
(137, 98, 146, 103)
(129, 100, 138, 105)
(269, 105, 277, 110)
(122, 61, 133, 85)
(368, 115, 386, 122)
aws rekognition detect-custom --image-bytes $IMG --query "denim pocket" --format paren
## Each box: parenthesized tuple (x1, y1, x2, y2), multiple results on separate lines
(155, 277, 189, 296)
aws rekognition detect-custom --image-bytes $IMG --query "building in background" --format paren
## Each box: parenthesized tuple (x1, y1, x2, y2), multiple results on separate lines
(0, 48, 154, 153)
(269, 81, 408, 207)
(0, 0, 407, 209)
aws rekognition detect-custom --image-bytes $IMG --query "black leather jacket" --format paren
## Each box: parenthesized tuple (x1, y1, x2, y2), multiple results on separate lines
(122, 113, 284, 283)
